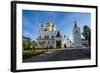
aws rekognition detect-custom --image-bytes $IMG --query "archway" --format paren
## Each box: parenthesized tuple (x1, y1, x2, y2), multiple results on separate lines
(56, 40, 61, 48)
(64, 44, 67, 48)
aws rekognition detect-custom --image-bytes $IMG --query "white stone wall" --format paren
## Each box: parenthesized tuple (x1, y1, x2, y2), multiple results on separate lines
(37, 30, 73, 48)
(62, 38, 72, 48)
(73, 27, 82, 48)
(39, 31, 57, 39)
(37, 23, 73, 49)
(37, 30, 58, 48)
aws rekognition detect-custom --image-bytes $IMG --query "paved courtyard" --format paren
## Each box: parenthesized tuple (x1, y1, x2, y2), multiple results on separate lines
(23, 48, 91, 63)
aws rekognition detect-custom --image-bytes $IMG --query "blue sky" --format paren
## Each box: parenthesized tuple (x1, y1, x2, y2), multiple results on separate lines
(22, 10, 91, 41)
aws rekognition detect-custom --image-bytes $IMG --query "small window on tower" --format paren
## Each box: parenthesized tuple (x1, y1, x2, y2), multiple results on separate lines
(76, 30, 78, 33)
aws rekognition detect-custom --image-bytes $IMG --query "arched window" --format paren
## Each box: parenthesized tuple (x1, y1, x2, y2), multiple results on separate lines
(44, 35, 46, 39)
(47, 36, 49, 39)
(76, 30, 78, 33)
(52, 35, 54, 39)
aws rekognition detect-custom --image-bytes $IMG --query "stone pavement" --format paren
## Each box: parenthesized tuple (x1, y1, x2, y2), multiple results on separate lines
(23, 48, 91, 62)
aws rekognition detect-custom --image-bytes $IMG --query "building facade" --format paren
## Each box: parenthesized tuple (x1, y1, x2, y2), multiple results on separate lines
(37, 22, 72, 48)
(62, 36, 72, 48)
(37, 22, 62, 48)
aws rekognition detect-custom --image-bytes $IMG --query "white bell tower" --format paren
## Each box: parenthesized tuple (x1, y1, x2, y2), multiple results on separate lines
(73, 21, 82, 48)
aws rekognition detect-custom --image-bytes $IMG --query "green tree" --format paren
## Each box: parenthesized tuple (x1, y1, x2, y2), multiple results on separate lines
(23, 40, 31, 50)
(82, 25, 91, 46)
(31, 40, 38, 50)
(38, 41, 45, 48)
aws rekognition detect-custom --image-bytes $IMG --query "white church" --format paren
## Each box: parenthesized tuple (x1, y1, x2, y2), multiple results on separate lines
(36, 21, 82, 49)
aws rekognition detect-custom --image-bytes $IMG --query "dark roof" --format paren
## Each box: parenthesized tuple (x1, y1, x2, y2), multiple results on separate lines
(56, 31, 61, 37)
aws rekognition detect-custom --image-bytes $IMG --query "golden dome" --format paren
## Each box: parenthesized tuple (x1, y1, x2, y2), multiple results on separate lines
(41, 22, 56, 31)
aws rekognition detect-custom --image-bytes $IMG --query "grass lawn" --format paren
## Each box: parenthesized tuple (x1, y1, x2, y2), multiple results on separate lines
(23, 49, 45, 59)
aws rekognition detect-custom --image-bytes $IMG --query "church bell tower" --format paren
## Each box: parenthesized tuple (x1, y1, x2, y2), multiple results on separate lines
(73, 21, 82, 48)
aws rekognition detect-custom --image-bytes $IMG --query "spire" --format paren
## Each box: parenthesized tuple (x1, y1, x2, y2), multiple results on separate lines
(74, 21, 77, 28)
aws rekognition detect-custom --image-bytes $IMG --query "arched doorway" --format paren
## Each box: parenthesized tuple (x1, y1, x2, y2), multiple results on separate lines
(64, 44, 67, 48)
(56, 40, 61, 48)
